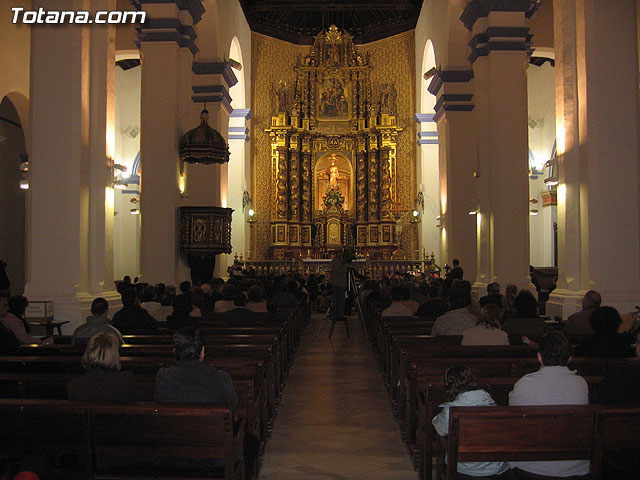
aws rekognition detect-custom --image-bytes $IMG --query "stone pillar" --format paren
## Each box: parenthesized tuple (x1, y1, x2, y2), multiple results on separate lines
(462, 1, 535, 291)
(188, 61, 236, 277)
(228, 108, 252, 259)
(138, 1, 203, 285)
(26, 0, 118, 329)
(429, 70, 477, 282)
(415, 113, 440, 262)
(547, 0, 640, 317)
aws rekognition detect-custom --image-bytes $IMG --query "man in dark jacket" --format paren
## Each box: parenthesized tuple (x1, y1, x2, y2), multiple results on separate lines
(154, 327, 238, 408)
(112, 289, 158, 333)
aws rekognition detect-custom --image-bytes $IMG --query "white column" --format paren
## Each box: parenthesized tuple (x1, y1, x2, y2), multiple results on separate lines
(26, 0, 117, 330)
(430, 71, 478, 282)
(138, 3, 201, 285)
(415, 113, 440, 263)
(548, 0, 640, 317)
(465, 7, 533, 292)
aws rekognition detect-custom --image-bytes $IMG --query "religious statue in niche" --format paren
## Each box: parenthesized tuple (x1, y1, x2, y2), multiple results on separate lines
(319, 78, 348, 118)
(326, 157, 340, 190)
(327, 44, 340, 66)
(275, 81, 288, 112)
(379, 83, 397, 114)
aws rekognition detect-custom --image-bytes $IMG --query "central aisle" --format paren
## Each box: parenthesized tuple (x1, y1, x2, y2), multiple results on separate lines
(259, 313, 419, 479)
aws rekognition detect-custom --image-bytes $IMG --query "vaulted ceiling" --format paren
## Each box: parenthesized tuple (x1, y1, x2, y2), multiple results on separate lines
(239, 0, 423, 45)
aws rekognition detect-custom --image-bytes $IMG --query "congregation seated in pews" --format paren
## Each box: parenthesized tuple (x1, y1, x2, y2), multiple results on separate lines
(0, 272, 312, 480)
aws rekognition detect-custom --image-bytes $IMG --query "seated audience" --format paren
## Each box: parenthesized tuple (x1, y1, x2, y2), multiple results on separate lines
(432, 366, 509, 478)
(112, 289, 158, 333)
(246, 285, 268, 313)
(509, 332, 589, 478)
(416, 283, 448, 318)
(67, 333, 143, 403)
(166, 294, 199, 332)
(140, 285, 160, 315)
(0, 295, 50, 344)
(273, 280, 299, 309)
(400, 285, 420, 314)
(431, 288, 477, 336)
(191, 287, 212, 316)
(479, 282, 503, 308)
(501, 290, 548, 339)
(381, 286, 414, 317)
(214, 284, 237, 314)
(0, 306, 19, 354)
(501, 283, 518, 319)
(574, 306, 634, 357)
(563, 290, 601, 336)
(155, 327, 238, 406)
(179, 281, 201, 317)
(224, 293, 257, 322)
(151, 293, 174, 323)
(462, 304, 509, 346)
(72, 297, 123, 345)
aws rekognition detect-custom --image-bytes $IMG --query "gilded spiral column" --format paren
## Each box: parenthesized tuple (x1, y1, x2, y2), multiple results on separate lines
(289, 148, 300, 221)
(276, 146, 289, 220)
(380, 146, 391, 218)
(356, 149, 367, 222)
(301, 146, 312, 221)
(367, 143, 379, 221)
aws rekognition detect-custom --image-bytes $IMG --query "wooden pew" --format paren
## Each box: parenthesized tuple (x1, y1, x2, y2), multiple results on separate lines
(439, 405, 597, 480)
(592, 406, 640, 479)
(419, 378, 603, 480)
(0, 399, 244, 480)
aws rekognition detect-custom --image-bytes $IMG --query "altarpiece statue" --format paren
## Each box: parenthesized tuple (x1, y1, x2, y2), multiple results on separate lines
(265, 25, 403, 259)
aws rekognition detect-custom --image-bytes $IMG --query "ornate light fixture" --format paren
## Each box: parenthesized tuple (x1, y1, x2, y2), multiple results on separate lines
(179, 109, 230, 165)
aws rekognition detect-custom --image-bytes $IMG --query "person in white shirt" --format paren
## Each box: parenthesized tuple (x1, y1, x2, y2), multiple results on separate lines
(462, 303, 509, 346)
(509, 331, 589, 478)
(431, 289, 477, 336)
(381, 286, 414, 317)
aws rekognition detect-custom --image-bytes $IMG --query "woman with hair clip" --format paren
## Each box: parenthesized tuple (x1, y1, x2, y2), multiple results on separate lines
(67, 332, 143, 403)
(432, 366, 509, 479)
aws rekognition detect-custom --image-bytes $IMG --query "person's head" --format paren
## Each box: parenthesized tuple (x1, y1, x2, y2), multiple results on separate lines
(221, 284, 237, 301)
(166, 285, 177, 296)
(487, 282, 500, 295)
(82, 333, 121, 371)
(247, 285, 264, 303)
(233, 293, 247, 307)
(589, 306, 622, 335)
(452, 259, 459, 267)
(90, 297, 109, 317)
(582, 290, 602, 310)
(514, 290, 537, 317)
(0, 296, 8, 318)
(123, 275, 131, 285)
(142, 285, 157, 303)
(179, 281, 192, 294)
(121, 288, 138, 307)
(201, 283, 213, 296)
(8, 295, 28, 316)
(155, 283, 166, 298)
(173, 327, 205, 361)
(160, 293, 173, 306)
(477, 304, 503, 329)
(172, 294, 193, 315)
(427, 284, 440, 299)
(390, 286, 403, 302)
(444, 365, 478, 401)
(537, 331, 571, 367)
(505, 283, 518, 297)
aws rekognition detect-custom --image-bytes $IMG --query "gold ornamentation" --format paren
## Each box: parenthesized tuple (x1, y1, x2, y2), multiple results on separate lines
(324, 24, 343, 42)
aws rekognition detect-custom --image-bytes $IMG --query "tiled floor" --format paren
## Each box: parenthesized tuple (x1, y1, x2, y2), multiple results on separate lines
(259, 313, 419, 479)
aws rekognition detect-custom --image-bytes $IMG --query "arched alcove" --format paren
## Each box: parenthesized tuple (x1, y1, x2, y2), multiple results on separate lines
(0, 95, 27, 294)
(417, 39, 440, 262)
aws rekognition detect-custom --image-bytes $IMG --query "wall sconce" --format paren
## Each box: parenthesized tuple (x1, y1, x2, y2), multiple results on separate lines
(410, 209, 421, 224)
(19, 161, 29, 172)
(113, 179, 128, 190)
(529, 198, 539, 205)
(414, 189, 424, 214)
(130, 208, 140, 215)
(113, 163, 128, 173)
(19, 178, 29, 190)
(130, 197, 140, 204)
(543, 157, 558, 168)
(468, 209, 478, 215)
(529, 209, 539, 216)
(247, 208, 256, 224)
(242, 189, 252, 213)
(544, 176, 559, 186)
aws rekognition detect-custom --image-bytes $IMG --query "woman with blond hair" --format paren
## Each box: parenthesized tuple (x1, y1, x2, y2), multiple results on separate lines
(462, 304, 509, 346)
(67, 332, 143, 403)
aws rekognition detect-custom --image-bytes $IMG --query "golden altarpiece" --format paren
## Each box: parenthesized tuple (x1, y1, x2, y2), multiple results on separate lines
(265, 26, 403, 260)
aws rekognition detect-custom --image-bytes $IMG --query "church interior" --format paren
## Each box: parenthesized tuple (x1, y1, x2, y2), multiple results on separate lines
(1, 0, 640, 479)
